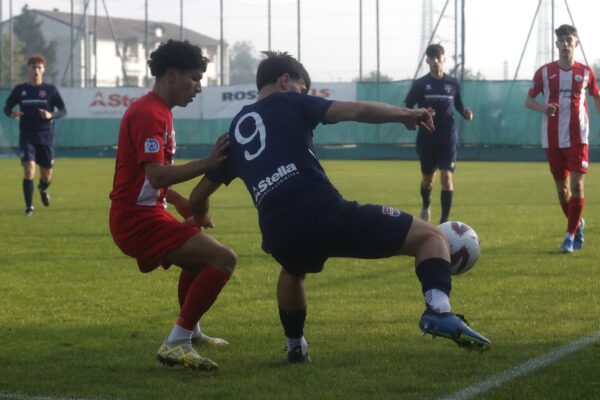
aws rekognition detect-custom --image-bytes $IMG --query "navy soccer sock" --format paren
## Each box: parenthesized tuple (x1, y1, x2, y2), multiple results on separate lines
(440, 190, 453, 223)
(279, 308, 306, 339)
(23, 179, 34, 209)
(415, 258, 452, 297)
(420, 186, 432, 209)
(38, 179, 51, 192)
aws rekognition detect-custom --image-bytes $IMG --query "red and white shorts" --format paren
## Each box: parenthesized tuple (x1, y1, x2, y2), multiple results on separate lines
(109, 204, 199, 273)
(545, 144, 589, 181)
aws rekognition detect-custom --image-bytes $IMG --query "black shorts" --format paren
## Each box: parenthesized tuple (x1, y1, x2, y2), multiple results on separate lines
(20, 140, 54, 169)
(416, 141, 457, 175)
(270, 201, 414, 276)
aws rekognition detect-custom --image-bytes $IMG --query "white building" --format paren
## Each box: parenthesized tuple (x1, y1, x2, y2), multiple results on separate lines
(9, 8, 229, 87)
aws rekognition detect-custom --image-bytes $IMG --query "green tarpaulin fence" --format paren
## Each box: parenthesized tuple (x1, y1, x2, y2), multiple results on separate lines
(1, 81, 598, 152)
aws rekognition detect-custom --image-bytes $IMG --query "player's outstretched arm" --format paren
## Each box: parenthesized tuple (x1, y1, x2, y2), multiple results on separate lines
(144, 134, 229, 189)
(189, 176, 222, 228)
(324, 101, 435, 132)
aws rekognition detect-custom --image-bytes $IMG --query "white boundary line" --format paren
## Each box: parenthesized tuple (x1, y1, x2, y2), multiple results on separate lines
(3, 331, 599, 400)
(438, 330, 600, 400)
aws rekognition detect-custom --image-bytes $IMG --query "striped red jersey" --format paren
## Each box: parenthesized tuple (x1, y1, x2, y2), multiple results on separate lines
(528, 61, 599, 149)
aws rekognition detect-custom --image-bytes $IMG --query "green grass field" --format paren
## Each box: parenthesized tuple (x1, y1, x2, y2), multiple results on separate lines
(0, 158, 599, 400)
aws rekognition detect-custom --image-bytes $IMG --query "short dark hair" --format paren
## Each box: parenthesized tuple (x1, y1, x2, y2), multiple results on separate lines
(425, 44, 445, 59)
(555, 24, 578, 38)
(27, 54, 46, 66)
(256, 51, 311, 91)
(148, 39, 209, 78)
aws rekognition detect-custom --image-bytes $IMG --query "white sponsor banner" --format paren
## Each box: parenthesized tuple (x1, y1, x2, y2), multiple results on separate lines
(60, 82, 356, 120)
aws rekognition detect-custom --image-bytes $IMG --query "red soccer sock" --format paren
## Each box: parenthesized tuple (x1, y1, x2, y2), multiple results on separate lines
(178, 269, 199, 308)
(560, 200, 569, 217)
(177, 267, 230, 330)
(567, 197, 584, 235)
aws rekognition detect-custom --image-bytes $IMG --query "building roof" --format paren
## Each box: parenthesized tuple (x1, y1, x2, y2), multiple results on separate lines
(33, 8, 220, 46)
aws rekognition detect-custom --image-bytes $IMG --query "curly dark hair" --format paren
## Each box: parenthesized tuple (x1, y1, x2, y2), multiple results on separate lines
(256, 51, 311, 91)
(148, 39, 209, 78)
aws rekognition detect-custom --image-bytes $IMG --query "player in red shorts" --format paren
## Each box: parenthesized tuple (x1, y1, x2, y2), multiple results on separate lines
(109, 40, 235, 370)
(525, 24, 600, 253)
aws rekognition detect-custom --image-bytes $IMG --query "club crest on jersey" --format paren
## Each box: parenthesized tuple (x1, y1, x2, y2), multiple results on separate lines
(382, 206, 402, 217)
(444, 84, 452, 93)
(21, 90, 27, 96)
(425, 84, 432, 90)
(39, 90, 47, 98)
(144, 138, 160, 153)
(574, 74, 583, 83)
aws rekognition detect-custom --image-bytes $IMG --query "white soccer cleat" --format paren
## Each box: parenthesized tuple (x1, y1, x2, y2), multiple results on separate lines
(192, 332, 230, 347)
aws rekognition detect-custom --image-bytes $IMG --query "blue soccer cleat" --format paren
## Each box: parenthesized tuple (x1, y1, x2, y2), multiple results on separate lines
(419, 308, 492, 352)
(573, 218, 584, 250)
(560, 236, 574, 253)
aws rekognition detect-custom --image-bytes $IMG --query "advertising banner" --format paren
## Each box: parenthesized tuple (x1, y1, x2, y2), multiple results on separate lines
(60, 82, 357, 120)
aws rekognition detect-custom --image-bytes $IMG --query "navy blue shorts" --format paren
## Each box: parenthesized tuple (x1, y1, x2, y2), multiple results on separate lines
(270, 201, 414, 276)
(20, 140, 54, 169)
(416, 141, 457, 175)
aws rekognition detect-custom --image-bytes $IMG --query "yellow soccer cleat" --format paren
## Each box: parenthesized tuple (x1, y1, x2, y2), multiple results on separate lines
(156, 341, 219, 371)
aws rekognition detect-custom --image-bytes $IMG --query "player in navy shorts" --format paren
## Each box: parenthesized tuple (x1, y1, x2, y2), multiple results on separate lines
(405, 44, 473, 224)
(3, 54, 66, 216)
(190, 52, 491, 363)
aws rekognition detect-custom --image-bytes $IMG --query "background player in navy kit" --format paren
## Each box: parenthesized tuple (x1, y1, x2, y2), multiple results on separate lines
(405, 44, 473, 224)
(189, 52, 491, 364)
(3, 54, 66, 216)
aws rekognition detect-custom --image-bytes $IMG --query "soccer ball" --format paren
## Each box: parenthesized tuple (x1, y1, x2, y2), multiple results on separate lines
(438, 221, 480, 275)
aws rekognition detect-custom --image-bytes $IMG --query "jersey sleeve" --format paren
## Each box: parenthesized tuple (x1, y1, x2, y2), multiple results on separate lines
(3, 85, 20, 117)
(587, 67, 599, 97)
(51, 87, 66, 112)
(528, 68, 543, 98)
(453, 81, 466, 117)
(404, 81, 420, 108)
(297, 94, 334, 129)
(129, 110, 167, 165)
(205, 162, 233, 186)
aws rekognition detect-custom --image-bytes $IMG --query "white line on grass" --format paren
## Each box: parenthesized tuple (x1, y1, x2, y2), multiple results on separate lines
(438, 330, 600, 400)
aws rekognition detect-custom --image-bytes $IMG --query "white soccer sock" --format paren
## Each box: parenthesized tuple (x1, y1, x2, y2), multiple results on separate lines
(167, 324, 193, 344)
(565, 232, 574, 240)
(191, 322, 201, 339)
(424, 288, 451, 313)
(287, 336, 308, 353)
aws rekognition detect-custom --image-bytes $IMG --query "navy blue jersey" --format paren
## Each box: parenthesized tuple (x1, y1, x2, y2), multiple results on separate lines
(3, 82, 66, 145)
(206, 92, 340, 252)
(404, 73, 466, 143)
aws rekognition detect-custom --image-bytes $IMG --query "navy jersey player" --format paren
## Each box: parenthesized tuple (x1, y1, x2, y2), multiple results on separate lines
(3, 54, 66, 216)
(405, 44, 473, 224)
(189, 51, 491, 363)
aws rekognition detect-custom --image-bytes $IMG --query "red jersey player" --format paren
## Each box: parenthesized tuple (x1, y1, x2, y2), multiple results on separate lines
(109, 40, 234, 370)
(525, 24, 600, 253)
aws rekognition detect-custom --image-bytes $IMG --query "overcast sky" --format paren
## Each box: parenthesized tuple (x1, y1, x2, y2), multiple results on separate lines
(2, 0, 599, 81)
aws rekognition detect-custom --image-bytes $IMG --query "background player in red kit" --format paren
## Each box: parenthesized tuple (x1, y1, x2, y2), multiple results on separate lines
(109, 40, 235, 371)
(525, 24, 600, 253)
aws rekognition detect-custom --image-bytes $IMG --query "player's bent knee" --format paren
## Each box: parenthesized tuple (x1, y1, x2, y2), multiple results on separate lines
(213, 247, 237, 277)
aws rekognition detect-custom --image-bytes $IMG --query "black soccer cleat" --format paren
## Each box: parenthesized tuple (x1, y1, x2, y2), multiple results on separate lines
(40, 190, 51, 207)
